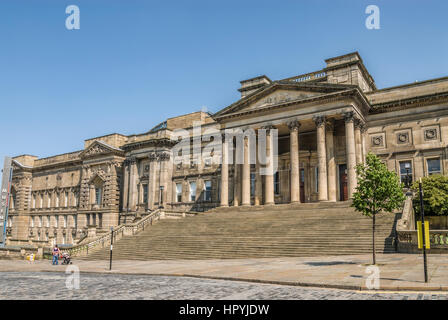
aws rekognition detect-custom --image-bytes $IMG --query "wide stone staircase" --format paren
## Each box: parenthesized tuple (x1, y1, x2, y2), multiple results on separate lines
(82, 201, 400, 261)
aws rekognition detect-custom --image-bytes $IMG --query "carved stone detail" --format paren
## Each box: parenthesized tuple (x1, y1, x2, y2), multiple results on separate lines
(287, 120, 301, 131)
(313, 115, 326, 127)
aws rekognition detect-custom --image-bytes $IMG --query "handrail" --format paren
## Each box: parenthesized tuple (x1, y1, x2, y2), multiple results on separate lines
(66, 209, 161, 257)
(397, 195, 415, 231)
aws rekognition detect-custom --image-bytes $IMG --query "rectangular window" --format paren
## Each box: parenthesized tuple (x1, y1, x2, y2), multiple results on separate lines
(176, 183, 182, 202)
(204, 180, 212, 201)
(95, 187, 102, 205)
(189, 181, 196, 202)
(427, 158, 441, 175)
(399, 161, 413, 185)
(274, 171, 280, 195)
(142, 185, 148, 204)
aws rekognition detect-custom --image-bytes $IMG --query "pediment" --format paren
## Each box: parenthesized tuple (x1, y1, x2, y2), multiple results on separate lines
(214, 82, 354, 117)
(80, 141, 124, 159)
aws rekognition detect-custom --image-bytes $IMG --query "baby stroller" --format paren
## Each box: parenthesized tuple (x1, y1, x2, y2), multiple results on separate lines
(61, 252, 72, 265)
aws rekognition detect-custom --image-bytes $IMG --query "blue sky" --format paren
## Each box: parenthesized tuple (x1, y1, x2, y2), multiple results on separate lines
(1, 0, 447, 163)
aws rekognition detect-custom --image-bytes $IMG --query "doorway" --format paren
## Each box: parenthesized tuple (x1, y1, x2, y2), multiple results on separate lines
(338, 164, 348, 201)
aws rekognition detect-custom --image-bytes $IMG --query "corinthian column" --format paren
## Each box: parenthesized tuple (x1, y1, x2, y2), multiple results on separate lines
(314, 115, 328, 201)
(242, 136, 251, 206)
(220, 135, 229, 207)
(264, 126, 275, 205)
(288, 120, 301, 203)
(344, 111, 357, 198)
(254, 133, 263, 206)
(326, 119, 337, 202)
(233, 141, 241, 207)
(354, 118, 363, 165)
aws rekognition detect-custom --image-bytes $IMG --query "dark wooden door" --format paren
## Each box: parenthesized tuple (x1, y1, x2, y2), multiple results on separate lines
(339, 164, 348, 201)
(300, 168, 305, 203)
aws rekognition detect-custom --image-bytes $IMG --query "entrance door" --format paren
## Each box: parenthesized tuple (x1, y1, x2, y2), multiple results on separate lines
(300, 168, 305, 203)
(339, 164, 348, 201)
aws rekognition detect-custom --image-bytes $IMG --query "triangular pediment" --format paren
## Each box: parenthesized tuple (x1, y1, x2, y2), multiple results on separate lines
(214, 82, 355, 118)
(80, 140, 124, 159)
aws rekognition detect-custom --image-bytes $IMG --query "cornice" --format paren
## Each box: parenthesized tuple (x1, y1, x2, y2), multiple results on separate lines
(370, 92, 448, 114)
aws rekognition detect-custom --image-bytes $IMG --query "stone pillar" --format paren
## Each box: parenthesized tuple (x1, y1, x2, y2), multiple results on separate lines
(233, 138, 241, 206)
(220, 136, 229, 207)
(360, 124, 367, 163)
(242, 136, 251, 206)
(344, 111, 357, 198)
(254, 133, 263, 206)
(158, 153, 170, 208)
(314, 115, 328, 201)
(148, 154, 157, 210)
(264, 126, 275, 205)
(354, 118, 363, 165)
(128, 157, 138, 211)
(288, 120, 301, 203)
(325, 120, 337, 202)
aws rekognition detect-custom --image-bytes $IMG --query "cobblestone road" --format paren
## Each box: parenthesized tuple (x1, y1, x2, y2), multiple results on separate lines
(1, 272, 447, 300)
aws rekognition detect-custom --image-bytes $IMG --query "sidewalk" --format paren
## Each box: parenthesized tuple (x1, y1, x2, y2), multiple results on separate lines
(0, 254, 447, 291)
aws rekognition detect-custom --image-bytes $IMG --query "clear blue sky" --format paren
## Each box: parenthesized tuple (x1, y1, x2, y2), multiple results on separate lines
(1, 0, 447, 163)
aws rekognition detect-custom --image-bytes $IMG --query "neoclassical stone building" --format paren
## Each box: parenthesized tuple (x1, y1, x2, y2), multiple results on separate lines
(6, 52, 448, 246)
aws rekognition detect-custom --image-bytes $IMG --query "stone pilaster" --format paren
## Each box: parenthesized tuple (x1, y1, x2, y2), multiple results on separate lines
(313, 115, 328, 201)
(344, 111, 357, 198)
(325, 119, 337, 202)
(287, 120, 301, 203)
(128, 158, 138, 211)
(360, 123, 367, 163)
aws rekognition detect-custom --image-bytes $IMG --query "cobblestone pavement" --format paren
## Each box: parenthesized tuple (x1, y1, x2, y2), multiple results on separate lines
(1, 272, 447, 300)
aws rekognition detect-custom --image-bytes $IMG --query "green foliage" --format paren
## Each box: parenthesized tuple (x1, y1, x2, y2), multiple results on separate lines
(352, 153, 406, 217)
(411, 175, 448, 216)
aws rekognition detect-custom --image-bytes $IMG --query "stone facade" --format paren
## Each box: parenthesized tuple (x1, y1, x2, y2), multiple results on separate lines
(6, 52, 448, 246)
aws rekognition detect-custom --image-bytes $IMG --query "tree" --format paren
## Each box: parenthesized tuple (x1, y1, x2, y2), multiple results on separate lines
(351, 153, 405, 265)
(411, 175, 448, 216)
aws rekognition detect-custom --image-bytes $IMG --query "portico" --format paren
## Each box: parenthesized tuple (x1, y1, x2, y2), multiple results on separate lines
(219, 110, 366, 207)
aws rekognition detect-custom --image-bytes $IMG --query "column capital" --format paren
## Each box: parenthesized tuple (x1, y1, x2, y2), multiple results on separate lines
(313, 115, 326, 128)
(359, 123, 368, 133)
(287, 119, 301, 131)
(343, 111, 355, 123)
(354, 117, 364, 129)
(325, 118, 335, 132)
(261, 124, 276, 132)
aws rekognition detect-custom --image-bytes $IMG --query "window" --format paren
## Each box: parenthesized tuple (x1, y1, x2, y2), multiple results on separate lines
(427, 158, 441, 175)
(274, 171, 280, 195)
(64, 192, 68, 207)
(399, 161, 413, 185)
(204, 180, 212, 201)
(189, 181, 196, 202)
(142, 185, 148, 204)
(176, 183, 182, 202)
(95, 187, 102, 205)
